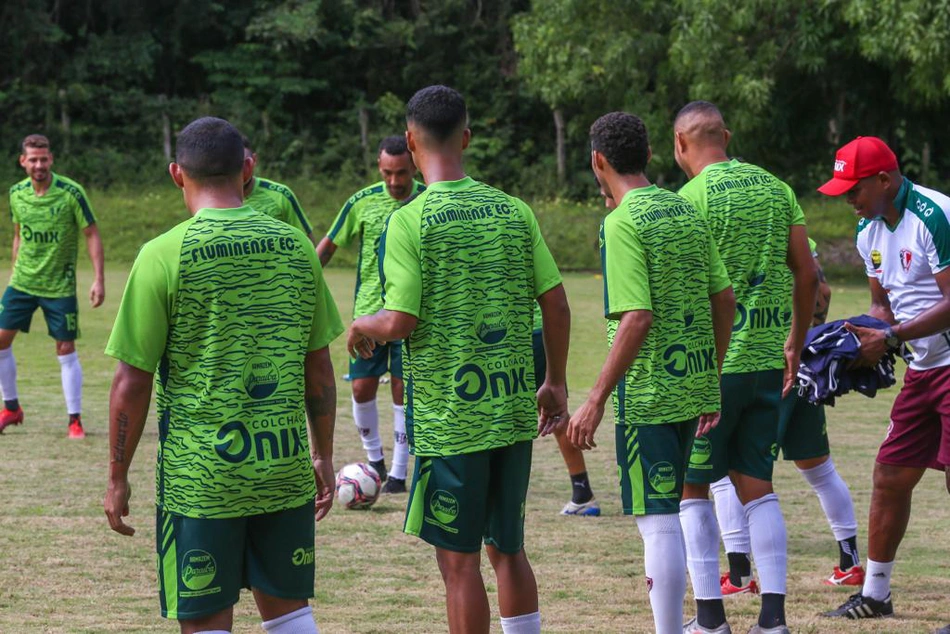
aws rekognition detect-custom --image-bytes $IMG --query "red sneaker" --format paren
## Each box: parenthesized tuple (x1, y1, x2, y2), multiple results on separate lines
(721, 572, 759, 595)
(0, 407, 24, 433)
(823, 565, 865, 586)
(67, 417, 86, 439)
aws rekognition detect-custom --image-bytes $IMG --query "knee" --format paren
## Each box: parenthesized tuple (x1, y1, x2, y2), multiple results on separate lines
(351, 379, 379, 403)
(871, 463, 922, 496)
(56, 340, 76, 356)
(485, 545, 525, 571)
(436, 549, 481, 585)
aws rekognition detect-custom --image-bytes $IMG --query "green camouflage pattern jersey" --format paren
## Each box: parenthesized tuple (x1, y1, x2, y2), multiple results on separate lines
(245, 177, 312, 236)
(8, 173, 97, 297)
(678, 159, 805, 373)
(327, 180, 425, 318)
(105, 207, 343, 519)
(380, 177, 562, 456)
(601, 185, 731, 425)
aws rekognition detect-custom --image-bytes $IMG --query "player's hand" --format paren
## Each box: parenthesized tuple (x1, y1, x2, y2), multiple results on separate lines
(536, 381, 568, 437)
(89, 279, 105, 308)
(696, 411, 721, 437)
(104, 477, 134, 536)
(346, 326, 376, 360)
(312, 457, 335, 522)
(782, 343, 802, 398)
(568, 398, 604, 450)
(844, 322, 887, 369)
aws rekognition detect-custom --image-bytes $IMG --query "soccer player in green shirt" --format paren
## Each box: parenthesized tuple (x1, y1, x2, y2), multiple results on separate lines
(0, 133, 105, 439)
(347, 85, 570, 634)
(673, 101, 818, 634)
(568, 112, 736, 634)
(318, 135, 425, 494)
(242, 136, 316, 245)
(103, 117, 342, 634)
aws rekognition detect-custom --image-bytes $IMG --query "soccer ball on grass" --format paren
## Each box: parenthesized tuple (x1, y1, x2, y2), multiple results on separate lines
(335, 462, 382, 510)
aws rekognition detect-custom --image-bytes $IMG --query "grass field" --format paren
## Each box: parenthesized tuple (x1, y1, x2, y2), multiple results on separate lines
(0, 268, 948, 633)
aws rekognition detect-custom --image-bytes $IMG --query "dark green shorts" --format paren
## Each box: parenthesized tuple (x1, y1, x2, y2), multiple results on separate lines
(616, 420, 697, 515)
(0, 286, 78, 340)
(686, 370, 783, 484)
(777, 392, 830, 461)
(404, 441, 532, 554)
(348, 340, 402, 379)
(156, 502, 315, 620)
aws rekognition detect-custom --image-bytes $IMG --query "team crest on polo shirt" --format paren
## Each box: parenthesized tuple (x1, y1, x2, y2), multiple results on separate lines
(899, 248, 912, 271)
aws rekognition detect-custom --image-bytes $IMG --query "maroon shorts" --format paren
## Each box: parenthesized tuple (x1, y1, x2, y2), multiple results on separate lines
(878, 365, 950, 469)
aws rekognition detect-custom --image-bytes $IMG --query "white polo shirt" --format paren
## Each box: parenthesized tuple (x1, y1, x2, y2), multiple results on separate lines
(856, 178, 950, 370)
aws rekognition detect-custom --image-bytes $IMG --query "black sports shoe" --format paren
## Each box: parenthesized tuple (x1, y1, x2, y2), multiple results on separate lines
(369, 458, 387, 483)
(821, 593, 893, 619)
(381, 477, 407, 494)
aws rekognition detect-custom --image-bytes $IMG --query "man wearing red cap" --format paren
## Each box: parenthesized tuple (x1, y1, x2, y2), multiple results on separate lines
(818, 136, 950, 631)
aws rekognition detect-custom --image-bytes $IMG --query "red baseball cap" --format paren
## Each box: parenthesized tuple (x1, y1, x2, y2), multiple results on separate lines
(817, 136, 899, 196)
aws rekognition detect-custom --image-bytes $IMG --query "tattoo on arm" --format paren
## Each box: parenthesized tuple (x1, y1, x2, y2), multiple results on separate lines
(305, 383, 337, 420)
(114, 411, 129, 463)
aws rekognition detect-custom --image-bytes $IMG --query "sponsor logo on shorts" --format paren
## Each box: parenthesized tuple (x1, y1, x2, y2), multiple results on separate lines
(474, 307, 509, 345)
(292, 546, 315, 566)
(648, 462, 677, 494)
(690, 437, 712, 467)
(770, 443, 779, 459)
(429, 489, 459, 525)
(243, 356, 280, 399)
(181, 550, 217, 591)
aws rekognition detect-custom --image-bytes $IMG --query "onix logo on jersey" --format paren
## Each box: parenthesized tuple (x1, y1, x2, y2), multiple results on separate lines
(662, 343, 715, 378)
(214, 420, 306, 464)
(20, 224, 60, 244)
(732, 301, 789, 333)
(454, 363, 529, 402)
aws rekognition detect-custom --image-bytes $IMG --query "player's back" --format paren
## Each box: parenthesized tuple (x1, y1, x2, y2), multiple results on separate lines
(137, 208, 324, 518)
(679, 159, 803, 373)
(603, 185, 723, 423)
(389, 177, 538, 456)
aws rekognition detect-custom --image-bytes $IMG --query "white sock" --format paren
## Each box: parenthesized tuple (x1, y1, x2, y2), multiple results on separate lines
(0, 347, 18, 402)
(391, 404, 409, 480)
(798, 458, 858, 544)
(711, 476, 750, 555)
(262, 605, 318, 633)
(352, 397, 383, 462)
(862, 559, 894, 601)
(679, 499, 722, 600)
(744, 493, 787, 595)
(58, 352, 82, 415)
(636, 513, 687, 634)
(500, 610, 541, 634)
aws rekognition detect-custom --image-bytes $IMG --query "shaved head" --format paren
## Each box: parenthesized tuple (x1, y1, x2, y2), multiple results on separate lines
(674, 101, 728, 147)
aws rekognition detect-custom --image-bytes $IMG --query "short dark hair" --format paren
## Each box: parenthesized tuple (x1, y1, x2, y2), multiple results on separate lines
(175, 117, 245, 179)
(674, 100, 723, 127)
(21, 134, 50, 153)
(406, 85, 468, 142)
(378, 135, 409, 156)
(241, 134, 253, 151)
(590, 112, 649, 175)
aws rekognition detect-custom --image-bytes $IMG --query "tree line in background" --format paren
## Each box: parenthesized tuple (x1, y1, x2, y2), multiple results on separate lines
(1, 0, 949, 198)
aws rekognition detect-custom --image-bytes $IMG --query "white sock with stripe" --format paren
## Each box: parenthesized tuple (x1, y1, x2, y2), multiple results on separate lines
(391, 404, 408, 480)
(862, 559, 894, 601)
(352, 397, 383, 462)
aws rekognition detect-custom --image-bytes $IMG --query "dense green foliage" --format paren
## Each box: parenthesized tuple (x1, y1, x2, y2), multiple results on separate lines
(1, 0, 949, 198)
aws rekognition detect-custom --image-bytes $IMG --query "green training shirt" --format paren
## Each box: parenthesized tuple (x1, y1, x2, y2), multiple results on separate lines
(105, 206, 343, 519)
(327, 180, 425, 318)
(8, 173, 97, 297)
(380, 177, 562, 457)
(601, 185, 730, 425)
(678, 159, 805, 374)
(245, 177, 312, 236)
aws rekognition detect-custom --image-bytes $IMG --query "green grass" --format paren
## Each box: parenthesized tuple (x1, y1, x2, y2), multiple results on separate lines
(0, 268, 947, 632)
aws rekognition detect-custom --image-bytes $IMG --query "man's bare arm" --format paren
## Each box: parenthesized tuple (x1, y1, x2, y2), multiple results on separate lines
(536, 284, 570, 435)
(83, 224, 105, 307)
(709, 286, 736, 373)
(104, 362, 153, 536)
(316, 237, 337, 268)
(305, 347, 336, 522)
(348, 309, 418, 358)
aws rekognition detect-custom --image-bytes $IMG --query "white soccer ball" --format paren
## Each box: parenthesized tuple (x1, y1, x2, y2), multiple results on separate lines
(335, 462, 382, 510)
